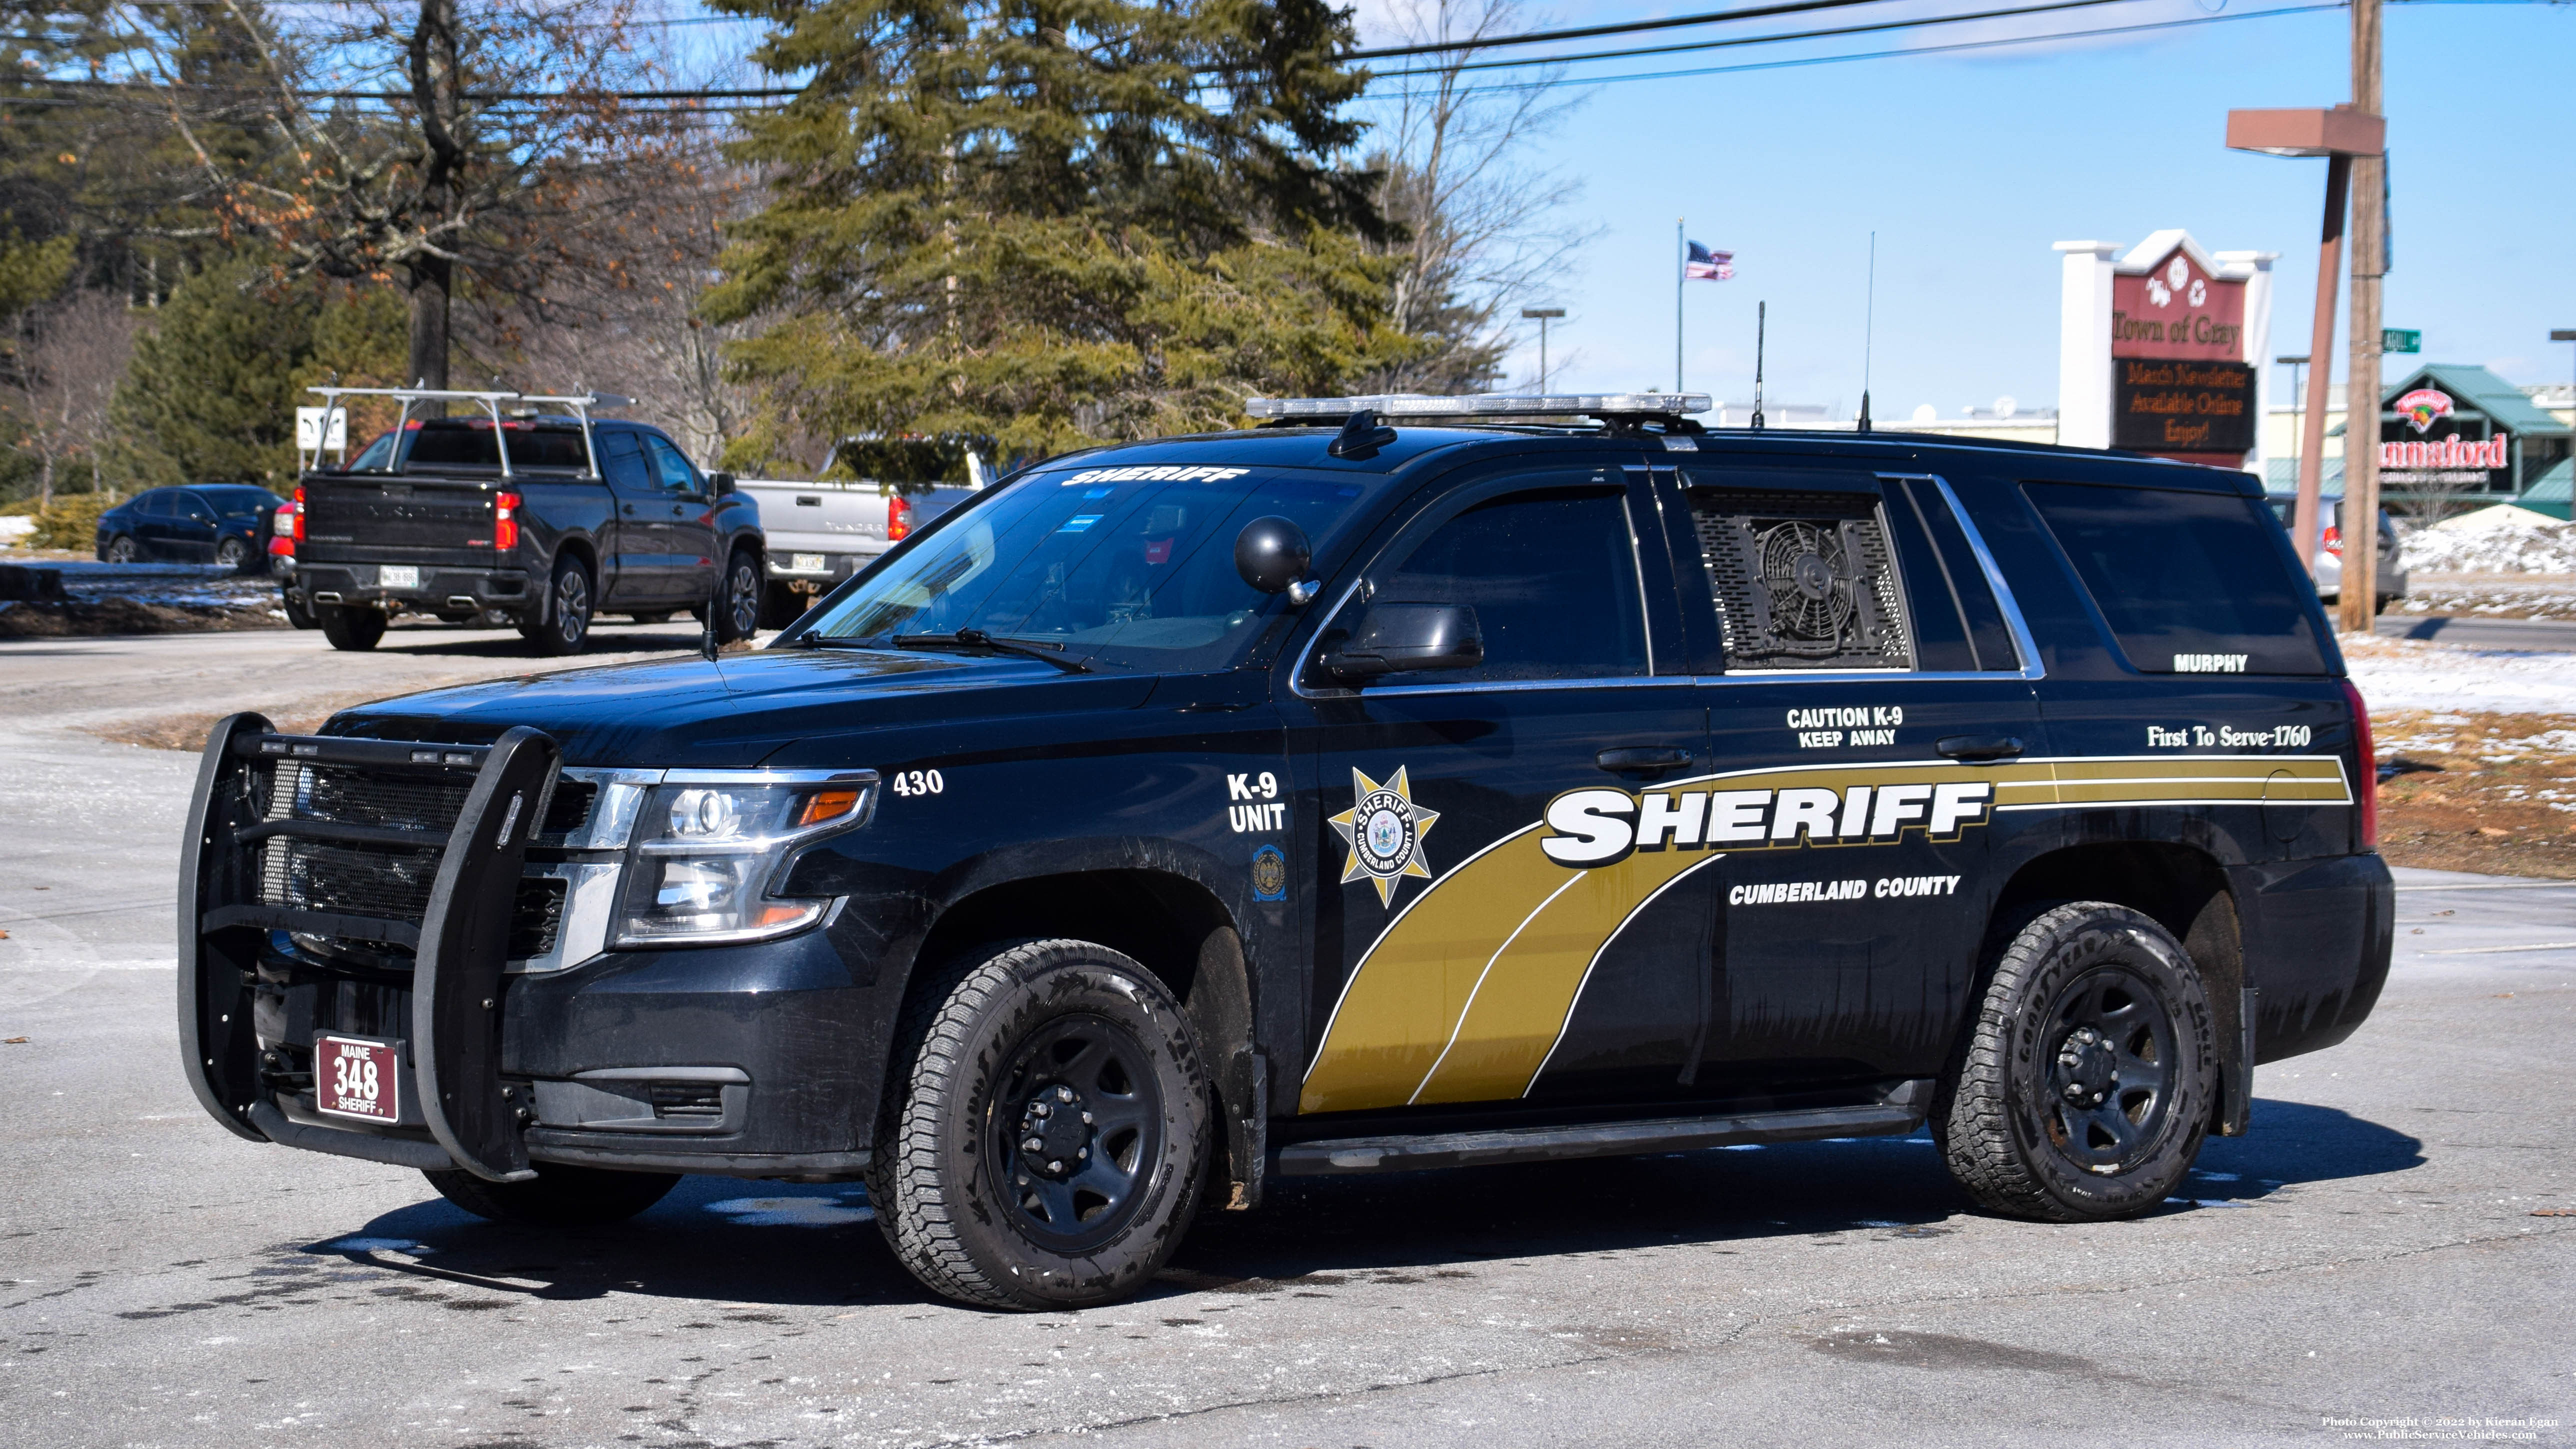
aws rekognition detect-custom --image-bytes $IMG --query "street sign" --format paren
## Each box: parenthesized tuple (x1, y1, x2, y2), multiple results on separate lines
(2382, 328, 2421, 354)
(295, 406, 348, 452)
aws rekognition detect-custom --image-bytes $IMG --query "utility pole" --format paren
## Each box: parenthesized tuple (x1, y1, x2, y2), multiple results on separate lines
(1522, 308, 1564, 393)
(2277, 354, 2310, 477)
(2338, 0, 2386, 634)
(1674, 219, 1685, 394)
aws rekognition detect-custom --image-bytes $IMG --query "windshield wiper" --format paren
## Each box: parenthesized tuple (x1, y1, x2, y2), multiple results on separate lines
(890, 630, 1092, 674)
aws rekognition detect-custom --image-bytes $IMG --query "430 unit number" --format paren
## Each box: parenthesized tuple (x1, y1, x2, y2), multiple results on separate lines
(890, 770, 946, 797)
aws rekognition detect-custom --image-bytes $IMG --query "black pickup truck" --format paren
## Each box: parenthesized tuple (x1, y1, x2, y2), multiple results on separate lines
(289, 406, 766, 654)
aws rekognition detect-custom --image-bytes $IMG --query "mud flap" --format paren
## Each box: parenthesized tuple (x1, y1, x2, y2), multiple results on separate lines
(178, 711, 280, 1142)
(414, 726, 558, 1182)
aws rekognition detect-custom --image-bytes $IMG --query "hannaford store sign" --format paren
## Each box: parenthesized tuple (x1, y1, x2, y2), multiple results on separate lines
(2055, 231, 2278, 468)
(2377, 374, 2514, 494)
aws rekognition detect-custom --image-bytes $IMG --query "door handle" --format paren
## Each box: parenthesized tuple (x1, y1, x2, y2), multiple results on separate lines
(622, 504, 636, 516)
(1596, 746, 1694, 775)
(1936, 734, 2024, 764)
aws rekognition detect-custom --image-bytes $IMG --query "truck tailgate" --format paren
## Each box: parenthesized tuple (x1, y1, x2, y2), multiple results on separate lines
(303, 474, 498, 560)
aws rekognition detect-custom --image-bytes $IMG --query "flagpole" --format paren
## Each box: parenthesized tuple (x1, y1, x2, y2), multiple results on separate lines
(1675, 218, 1684, 394)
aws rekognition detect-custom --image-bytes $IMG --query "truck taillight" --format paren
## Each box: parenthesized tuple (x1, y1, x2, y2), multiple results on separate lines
(887, 493, 913, 542)
(2341, 676, 2378, 850)
(291, 488, 305, 545)
(495, 491, 520, 551)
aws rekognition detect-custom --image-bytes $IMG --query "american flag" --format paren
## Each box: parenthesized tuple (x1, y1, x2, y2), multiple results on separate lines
(1685, 241, 1734, 281)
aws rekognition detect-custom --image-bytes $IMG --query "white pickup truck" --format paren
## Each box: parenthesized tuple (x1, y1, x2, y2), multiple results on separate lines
(739, 456, 987, 628)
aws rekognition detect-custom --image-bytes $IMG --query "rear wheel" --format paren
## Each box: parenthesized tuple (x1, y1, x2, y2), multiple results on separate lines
(318, 606, 386, 652)
(1936, 902, 2218, 1222)
(866, 938, 1210, 1310)
(280, 590, 317, 630)
(518, 556, 594, 656)
(424, 1164, 679, 1228)
(714, 549, 761, 644)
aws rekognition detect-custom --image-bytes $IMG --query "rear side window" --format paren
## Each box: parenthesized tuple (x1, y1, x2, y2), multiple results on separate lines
(2024, 480, 2328, 675)
(1682, 474, 1912, 670)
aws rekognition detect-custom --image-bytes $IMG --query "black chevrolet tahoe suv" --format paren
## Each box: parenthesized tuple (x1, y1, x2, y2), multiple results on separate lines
(179, 393, 2392, 1310)
(288, 392, 764, 654)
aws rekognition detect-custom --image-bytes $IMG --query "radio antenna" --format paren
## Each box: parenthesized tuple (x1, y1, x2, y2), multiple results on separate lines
(1858, 232, 1876, 434)
(1750, 301, 1768, 432)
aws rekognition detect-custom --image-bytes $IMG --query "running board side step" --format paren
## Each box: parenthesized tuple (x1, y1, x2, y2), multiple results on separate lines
(1274, 1078, 1936, 1177)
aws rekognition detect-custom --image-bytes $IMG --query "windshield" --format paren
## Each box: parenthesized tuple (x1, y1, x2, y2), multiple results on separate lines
(792, 462, 1387, 674)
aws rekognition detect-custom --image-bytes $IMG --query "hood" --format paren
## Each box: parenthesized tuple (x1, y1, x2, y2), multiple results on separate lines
(324, 645, 1156, 766)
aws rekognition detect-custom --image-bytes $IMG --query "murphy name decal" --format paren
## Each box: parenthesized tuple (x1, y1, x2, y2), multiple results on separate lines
(1298, 754, 2352, 1116)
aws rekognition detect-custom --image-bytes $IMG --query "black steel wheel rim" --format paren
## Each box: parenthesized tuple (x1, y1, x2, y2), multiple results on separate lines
(556, 569, 590, 644)
(2038, 964, 2178, 1174)
(728, 560, 758, 635)
(984, 1010, 1164, 1254)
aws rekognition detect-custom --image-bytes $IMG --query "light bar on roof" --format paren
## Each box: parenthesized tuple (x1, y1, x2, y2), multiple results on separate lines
(1245, 392, 1712, 420)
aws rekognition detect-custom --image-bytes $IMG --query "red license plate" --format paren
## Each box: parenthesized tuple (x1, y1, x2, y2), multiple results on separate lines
(315, 1035, 400, 1123)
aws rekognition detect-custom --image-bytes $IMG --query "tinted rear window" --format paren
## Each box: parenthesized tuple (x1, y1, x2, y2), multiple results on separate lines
(403, 424, 590, 470)
(2024, 480, 2328, 676)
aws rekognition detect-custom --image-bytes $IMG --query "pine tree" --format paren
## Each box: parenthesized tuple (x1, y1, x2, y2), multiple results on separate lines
(702, 0, 1426, 470)
(110, 260, 406, 485)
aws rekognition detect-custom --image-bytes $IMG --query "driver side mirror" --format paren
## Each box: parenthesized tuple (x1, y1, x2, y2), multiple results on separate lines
(709, 472, 736, 496)
(1320, 602, 1484, 682)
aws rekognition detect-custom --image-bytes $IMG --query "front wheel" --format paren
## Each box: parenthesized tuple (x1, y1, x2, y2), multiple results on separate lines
(318, 605, 386, 652)
(1936, 902, 2218, 1222)
(424, 1164, 679, 1227)
(518, 556, 594, 656)
(102, 534, 138, 564)
(714, 549, 761, 644)
(866, 938, 1211, 1310)
(215, 536, 251, 569)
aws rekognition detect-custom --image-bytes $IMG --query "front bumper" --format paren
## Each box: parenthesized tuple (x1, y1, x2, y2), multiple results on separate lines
(246, 932, 878, 1180)
(179, 718, 886, 1183)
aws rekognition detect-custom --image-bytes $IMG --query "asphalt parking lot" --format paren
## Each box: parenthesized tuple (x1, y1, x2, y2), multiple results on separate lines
(2, 628, 2570, 1448)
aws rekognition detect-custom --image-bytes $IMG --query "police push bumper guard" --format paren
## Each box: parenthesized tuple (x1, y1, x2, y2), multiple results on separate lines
(179, 713, 558, 1182)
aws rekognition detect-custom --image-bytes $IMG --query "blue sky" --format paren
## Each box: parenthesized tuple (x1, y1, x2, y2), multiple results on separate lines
(1346, 0, 2576, 416)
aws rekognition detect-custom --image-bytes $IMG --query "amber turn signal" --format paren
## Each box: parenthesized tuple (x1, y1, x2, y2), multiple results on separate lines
(797, 789, 862, 828)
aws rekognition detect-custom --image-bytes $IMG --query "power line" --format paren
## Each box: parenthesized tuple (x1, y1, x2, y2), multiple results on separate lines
(1364, 0, 2352, 100)
(1364, 0, 2140, 78)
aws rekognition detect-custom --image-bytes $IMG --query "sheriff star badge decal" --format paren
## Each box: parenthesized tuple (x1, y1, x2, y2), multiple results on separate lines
(1329, 766, 1440, 908)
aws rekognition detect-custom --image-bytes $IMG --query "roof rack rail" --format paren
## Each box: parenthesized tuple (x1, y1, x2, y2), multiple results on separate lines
(301, 386, 634, 478)
(1246, 392, 1711, 425)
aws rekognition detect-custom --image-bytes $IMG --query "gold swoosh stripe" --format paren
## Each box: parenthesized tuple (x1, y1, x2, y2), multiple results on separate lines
(1298, 754, 2352, 1116)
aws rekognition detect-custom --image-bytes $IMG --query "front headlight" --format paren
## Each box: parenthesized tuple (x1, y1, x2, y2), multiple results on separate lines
(613, 772, 874, 948)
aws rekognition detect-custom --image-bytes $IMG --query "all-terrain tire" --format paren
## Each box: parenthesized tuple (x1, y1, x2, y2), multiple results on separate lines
(1936, 902, 2218, 1222)
(865, 938, 1210, 1310)
(423, 1164, 679, 1227)
(318, 606, 386, 652)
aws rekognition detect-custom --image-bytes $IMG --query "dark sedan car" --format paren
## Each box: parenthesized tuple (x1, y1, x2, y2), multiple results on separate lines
(96, 484, 286, 570)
